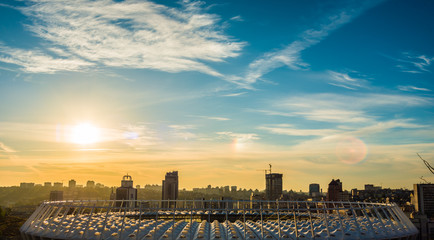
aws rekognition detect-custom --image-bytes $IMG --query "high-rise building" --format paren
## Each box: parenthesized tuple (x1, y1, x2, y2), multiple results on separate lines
(86, 180, 95, 188)
(49, 191, 63, 201)
(68, 179, 76, 188)
(231, 186, 237, 192)
(265, 172, 283, 200)
(309, 183, 320, 197)
(327, 179, 343, 201)
(414, 184, 434, 218)
(44, 182, 52, 187)
(223, 186, 230, 194)
(162, 171, 179, 208)
(115, 175, 137, 207)
(53, 182, 63, 188)
(365, 184, 381, 191)
(20, 182, 35, 188)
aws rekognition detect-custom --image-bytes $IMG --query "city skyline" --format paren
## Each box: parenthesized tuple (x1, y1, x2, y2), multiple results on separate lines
(0, 0, 434, 192)
(7, 173, 420, 193)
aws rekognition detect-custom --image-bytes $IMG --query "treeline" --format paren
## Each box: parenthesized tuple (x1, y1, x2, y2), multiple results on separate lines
(0, 186, 112, 207)
(0, 206, 26, 239)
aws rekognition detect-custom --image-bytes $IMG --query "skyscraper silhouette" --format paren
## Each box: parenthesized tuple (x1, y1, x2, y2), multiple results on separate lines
(265, 172, 283, 200)
(162, 171, 179, 208)
(327, 179, 342, 201)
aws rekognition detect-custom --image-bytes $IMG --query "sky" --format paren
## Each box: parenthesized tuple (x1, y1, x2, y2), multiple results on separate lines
(0, 0, 433, 192)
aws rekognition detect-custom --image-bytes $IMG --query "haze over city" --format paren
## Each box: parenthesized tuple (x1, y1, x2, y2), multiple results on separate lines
(0, 0, 433, 191)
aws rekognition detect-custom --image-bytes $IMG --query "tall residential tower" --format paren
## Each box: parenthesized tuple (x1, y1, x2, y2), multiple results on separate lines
(265, 171, 283, 200)
(162, 171, 179, 208)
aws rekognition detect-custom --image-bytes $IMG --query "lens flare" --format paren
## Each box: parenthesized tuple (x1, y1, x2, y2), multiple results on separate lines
(336, 136, 367, 164)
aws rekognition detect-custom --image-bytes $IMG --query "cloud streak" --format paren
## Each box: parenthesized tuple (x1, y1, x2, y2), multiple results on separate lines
(327, 70, 369, 90)
(0, 44, 94, 73)
(398, 85, 431, 92)
(230, 2, 380, 87)
(217, 131, 260, 141)
(274, 93, 432, 124)
(0, 142, 16, 153)
(192, 115, 231, 121)
(0, 0, 244, 76)
(258, 124, 339, 137)
(393, 52, 434, 73)
(258, 119, 425, 138)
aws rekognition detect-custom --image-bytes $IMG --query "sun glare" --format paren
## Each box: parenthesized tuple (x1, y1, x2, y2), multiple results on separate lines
(70, 123, 100, 145)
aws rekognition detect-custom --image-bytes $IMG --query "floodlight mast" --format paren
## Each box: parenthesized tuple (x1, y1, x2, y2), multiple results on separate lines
(418, 153, 434, 174)
(420, 176, 429, 184)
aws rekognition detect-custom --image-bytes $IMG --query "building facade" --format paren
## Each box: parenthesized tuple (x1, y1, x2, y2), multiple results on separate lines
(265, 173, 283, 200)
(326, 179, 343, 201)
(68, 179, 76, 188)
(414, 183, 434, 218)
(309, 183, 320, 198)
(49, 191, 63, 201)
(20, 182, 35, 188)
(115, 175, 137, 207)
(162, 171, 179, 208)
(86, 180, 95, 188)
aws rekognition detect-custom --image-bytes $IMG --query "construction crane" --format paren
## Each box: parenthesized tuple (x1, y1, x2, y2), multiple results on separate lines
(256, 164, 273, 175)
(418, 153, 434, 174)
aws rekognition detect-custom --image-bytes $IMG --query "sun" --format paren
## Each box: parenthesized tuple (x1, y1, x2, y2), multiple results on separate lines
(70, 123, 101, 145)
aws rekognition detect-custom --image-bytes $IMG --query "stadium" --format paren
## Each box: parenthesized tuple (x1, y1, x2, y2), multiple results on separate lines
(20, 199, 418, 239)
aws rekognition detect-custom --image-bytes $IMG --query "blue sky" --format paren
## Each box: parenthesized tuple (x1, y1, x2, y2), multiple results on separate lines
(0, 0, 433, 191)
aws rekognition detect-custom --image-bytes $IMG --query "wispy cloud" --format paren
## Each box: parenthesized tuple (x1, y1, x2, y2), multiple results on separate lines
(327, 70, 369, 90)
(0, 0, 244, 75)
(0, 142, 16, 153)
(217, 131, 260, 141)
(398, 85, 431, 92)
(230, 15, 244, 22)
(277, 93, 431, 123)
(168, 125, 195, 130)
(168, 125, 197, 140)
(351, 119, 426, 136)
(0, 141, 17, 160)
(192, 115, 230, 121)
(207, 116, 230, 121)
(221, 92, 247, 97)
(229, 2, 380, 87)
(120, 123, 161, 149)
(259, 119, 425, 139)
(258, 124, 339, 136)
(247, 109, 294, 118)
(393, 52, 434, 73)
(0, 44, 93, 73)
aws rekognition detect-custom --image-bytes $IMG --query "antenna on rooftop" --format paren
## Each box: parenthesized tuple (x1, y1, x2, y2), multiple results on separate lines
(269, 164, 272, 174)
